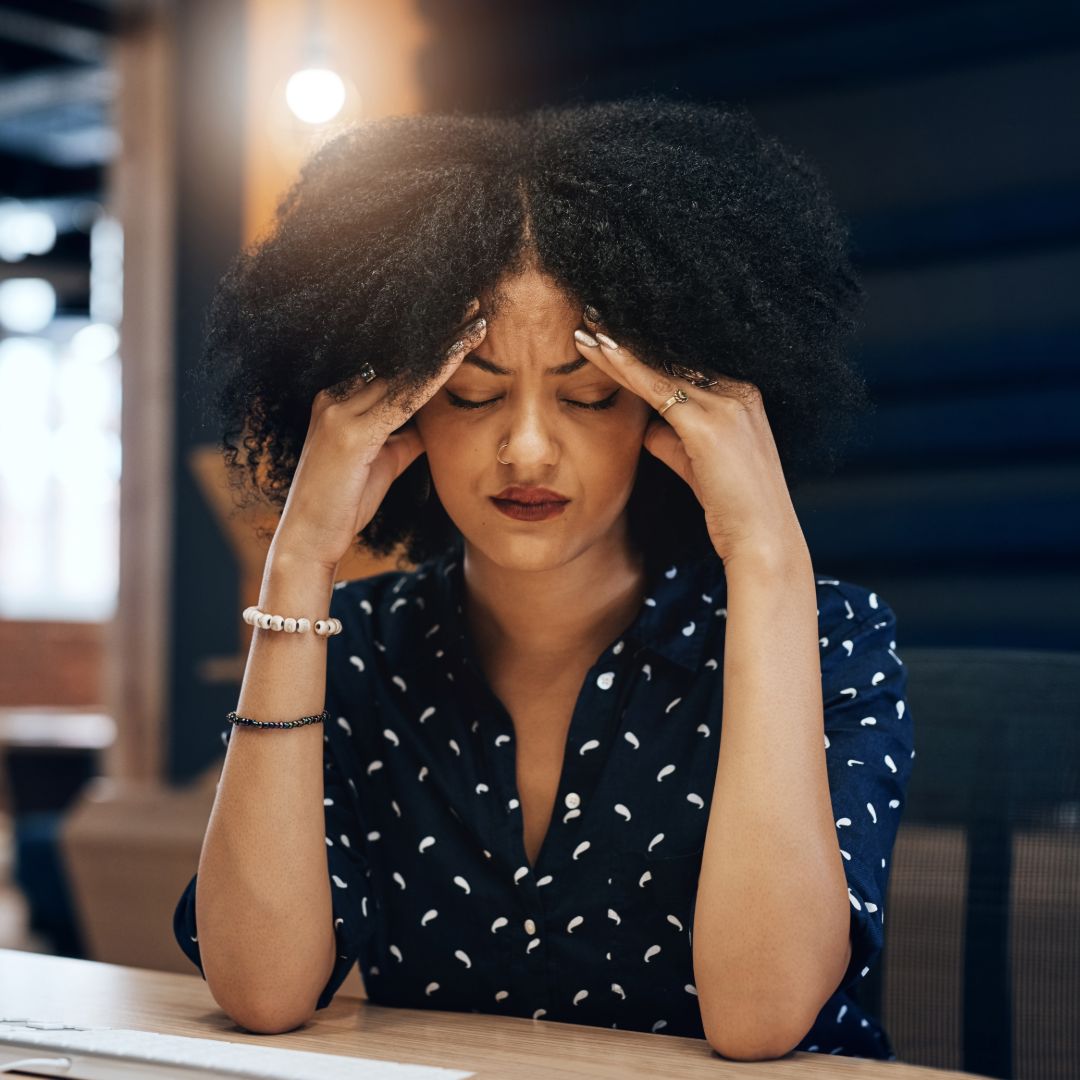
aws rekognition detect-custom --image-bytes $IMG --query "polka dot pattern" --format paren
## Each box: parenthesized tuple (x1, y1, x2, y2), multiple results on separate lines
(174, 543, 912, 1060)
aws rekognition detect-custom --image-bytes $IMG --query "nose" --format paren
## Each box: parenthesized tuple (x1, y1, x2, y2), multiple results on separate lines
(500, 394, 559, 467)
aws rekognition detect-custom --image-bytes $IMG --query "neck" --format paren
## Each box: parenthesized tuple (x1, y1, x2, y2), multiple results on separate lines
(461, 530, 648, 677)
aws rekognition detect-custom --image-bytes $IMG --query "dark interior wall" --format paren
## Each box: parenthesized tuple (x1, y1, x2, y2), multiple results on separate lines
(416, 0, 1080, 651)
(166, 1, 1079, 780)
(168, 0, 246, 783)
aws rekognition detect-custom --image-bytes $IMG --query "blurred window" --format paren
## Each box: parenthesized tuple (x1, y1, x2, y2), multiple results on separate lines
(0, 215, 122, 621)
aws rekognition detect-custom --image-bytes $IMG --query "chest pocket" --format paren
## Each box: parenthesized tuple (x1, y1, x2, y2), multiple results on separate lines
(602, 843, 706, 1034)
(608, 844, 704, 967)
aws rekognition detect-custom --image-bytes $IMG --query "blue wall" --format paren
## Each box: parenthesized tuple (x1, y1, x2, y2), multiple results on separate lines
(417, 0, 1080, 650)
(168, 1, 1080, 782)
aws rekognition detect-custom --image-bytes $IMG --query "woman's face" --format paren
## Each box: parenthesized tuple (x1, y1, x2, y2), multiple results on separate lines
(412, 268, 653, 571)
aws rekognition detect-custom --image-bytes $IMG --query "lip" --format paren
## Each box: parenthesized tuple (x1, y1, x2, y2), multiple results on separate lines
(490, 498, 568, 522)
(492, 486, 570, 504)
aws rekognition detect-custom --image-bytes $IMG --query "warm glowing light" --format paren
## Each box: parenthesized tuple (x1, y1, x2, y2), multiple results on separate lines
(285, 67, 346, 124)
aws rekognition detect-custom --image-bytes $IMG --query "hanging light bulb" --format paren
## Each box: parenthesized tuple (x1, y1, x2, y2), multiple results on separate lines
(286, 67, 346, 124)
(285, 0, 346, 125)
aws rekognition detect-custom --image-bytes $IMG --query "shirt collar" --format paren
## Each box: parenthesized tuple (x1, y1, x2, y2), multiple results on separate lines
(428, 540, 724, 676)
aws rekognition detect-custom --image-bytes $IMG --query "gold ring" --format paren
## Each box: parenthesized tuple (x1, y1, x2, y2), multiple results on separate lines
(658, 387, 690, 416)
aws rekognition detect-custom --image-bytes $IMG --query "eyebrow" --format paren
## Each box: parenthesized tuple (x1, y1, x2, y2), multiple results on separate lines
(464, 354, 589, 377)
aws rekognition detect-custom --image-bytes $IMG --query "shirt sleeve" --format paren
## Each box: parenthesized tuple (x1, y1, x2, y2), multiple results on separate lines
(817, 582, 914, 997)
(171, 583, 375, 1012)
(313, 625, 375, 1009)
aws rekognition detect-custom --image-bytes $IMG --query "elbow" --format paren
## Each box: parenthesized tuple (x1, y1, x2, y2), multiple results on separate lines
(200, 932, 335, 1035)
(696, 947, 836, 1059)
(701, 1000, 808, 1061)
(218, 994, 317, 1035)
(204, 965, 323, 1035)
(704, 1022, 802, 1062)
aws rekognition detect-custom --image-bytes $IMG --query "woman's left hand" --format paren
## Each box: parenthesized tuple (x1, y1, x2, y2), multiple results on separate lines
(574, 310, 809, 569)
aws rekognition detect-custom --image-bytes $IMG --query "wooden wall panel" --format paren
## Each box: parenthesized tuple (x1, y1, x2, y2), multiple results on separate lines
(0, 623, 105, 708)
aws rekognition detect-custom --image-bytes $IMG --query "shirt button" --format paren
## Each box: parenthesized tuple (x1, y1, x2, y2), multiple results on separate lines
(524, 918, 537, 935)
(564, 792, 581, 809)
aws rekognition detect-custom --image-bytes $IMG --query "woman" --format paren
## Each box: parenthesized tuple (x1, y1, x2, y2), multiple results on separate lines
(174, 96, 913, 1062)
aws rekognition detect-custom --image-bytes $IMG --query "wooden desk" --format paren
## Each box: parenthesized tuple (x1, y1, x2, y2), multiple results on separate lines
(0, 949, 987, 1079)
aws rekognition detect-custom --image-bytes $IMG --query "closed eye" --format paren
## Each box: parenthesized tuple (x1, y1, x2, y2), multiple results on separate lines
(446, 389, 620, 412)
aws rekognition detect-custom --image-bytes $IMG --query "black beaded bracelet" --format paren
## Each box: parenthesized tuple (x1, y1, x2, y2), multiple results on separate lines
(226, 709, 328, 730)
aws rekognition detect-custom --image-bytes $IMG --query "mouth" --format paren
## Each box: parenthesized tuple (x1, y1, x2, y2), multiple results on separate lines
(492, 486, 570, 504)
(489, 497, 569, 522)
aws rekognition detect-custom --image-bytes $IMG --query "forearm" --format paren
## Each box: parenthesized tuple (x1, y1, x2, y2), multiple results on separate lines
(693, 542, 851, 1058)
(195, 550, 339, 1032)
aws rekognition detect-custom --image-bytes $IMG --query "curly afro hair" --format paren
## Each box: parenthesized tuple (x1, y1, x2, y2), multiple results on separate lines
(192, 93, 872, 574)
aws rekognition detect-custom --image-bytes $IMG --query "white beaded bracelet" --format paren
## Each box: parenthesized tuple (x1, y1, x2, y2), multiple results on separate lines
(242, 606, 342, 637)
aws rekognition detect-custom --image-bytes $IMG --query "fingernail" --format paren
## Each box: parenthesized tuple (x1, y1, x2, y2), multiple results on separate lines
(596, 331, 618, 350)
(584, 304, 601, 322)
(447, 317, 485, 357)
(574, 329, 599, 347)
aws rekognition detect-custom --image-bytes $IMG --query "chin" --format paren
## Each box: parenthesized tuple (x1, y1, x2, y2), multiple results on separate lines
(468, 537, 575, 573)
(458, 521, 595, 574)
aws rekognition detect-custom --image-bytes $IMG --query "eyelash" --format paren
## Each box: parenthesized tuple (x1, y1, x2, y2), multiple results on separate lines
(446, 389, 620, 412)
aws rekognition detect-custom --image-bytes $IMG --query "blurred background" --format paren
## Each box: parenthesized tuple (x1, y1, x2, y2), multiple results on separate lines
(0, 0, 1077, 1074)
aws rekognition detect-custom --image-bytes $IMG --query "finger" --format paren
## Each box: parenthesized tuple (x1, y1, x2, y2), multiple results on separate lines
(573, 327, 705, 419)
(440, 315, 487, 377)
(448, 299, 482, 345)
(440, 304, 486, 360)
(572, 329, 637, 394)
(313, 367, 392, 414)
(375, 316, 488, 433)
(642, 415, 684, 460)
(384, 423, 425, 474)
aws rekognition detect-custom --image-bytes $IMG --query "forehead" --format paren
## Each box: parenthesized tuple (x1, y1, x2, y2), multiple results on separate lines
(481, 269, 578, 334)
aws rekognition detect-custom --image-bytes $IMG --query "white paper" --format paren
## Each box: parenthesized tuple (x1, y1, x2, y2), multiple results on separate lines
(0, 1018, 474, 1079)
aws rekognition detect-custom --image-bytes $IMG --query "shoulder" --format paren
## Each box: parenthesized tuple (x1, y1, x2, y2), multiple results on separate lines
(813, 573, 907, 704)
(813, 573, 896, 642)
(328, 554, 446, 657)
(813, 573, 901, 681)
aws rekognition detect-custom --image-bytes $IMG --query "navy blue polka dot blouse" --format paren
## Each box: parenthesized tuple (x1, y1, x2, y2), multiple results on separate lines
(174, 538, 913, 1059)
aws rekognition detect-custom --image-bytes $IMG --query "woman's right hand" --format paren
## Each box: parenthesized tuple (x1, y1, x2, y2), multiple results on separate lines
(269, 299, 487, 572)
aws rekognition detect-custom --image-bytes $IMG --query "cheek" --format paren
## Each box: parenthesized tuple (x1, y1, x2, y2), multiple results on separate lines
(412, 413, 480, 493)
(411, 403, 455, 449)
(586, 414, 649, 481)
(605, 400, 653, 450)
